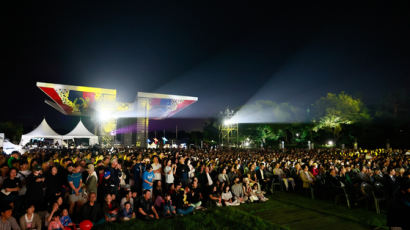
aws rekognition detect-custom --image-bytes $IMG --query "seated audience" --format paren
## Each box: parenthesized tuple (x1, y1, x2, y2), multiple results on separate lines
(19, 204, 41, 230)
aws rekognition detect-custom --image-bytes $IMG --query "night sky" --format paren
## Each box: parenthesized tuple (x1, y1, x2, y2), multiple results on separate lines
(11, 1, 410, 133)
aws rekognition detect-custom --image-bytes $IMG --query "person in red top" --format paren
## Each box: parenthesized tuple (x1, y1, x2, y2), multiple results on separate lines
(103, 194, 119, 222)
(311, 163, 319, 177)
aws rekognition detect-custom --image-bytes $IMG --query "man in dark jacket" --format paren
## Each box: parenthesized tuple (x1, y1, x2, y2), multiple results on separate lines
(101, 170, 117, 198)
(176, 157, 189, 187)
(106, 159, 122, 197)
(80, 192, 104, 224)
(132, 157, 144, 194)
(256, 164, 270, 192)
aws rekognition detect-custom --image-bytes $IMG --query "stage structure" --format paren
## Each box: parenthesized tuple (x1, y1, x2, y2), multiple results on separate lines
(36, 82, 198, 147)
(219, 107, 239, 147)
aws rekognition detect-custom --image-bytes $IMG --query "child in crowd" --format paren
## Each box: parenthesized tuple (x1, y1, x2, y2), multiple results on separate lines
(252, 183, 269, 202)
(163, 193, 176, 216)
(48, 213, 64, 230)
(60, 208, 74, 228)
(121, 202, 135, 221)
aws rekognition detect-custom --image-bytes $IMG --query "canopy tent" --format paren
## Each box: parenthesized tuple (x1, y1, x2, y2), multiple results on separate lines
(3, 139, 26, 154)
(20, 118, 63, 146)
(63, 120, 98, 145)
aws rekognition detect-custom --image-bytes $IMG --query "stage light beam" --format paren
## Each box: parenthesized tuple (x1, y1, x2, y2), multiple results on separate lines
(98, 111, 112, 122)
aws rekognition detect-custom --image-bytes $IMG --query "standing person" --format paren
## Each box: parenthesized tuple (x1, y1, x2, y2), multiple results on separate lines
(17, 159, 31, 198)
(1, 168, 21, 207)
(101, 170, 116, 199)
(25, 165, 45, 211)
(45, 166, 62, 204)
(151, 156, 162, 182)
(107, 159, 121, 198)
(199, 166, 213, 204)
(67, 163, 84, 215)
(176, 157, 189, 187)
(85, 164, 98, 196)
(131, 156, 145, 194)
(164, 159, 176, 190)
(142, 165, 154, 193)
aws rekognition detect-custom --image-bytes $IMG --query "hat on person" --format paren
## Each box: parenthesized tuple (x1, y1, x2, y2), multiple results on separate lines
(104, 170, 111, 177)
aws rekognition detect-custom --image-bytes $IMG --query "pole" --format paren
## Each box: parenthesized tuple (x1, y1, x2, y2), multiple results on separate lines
(176, 125, 178, 140)
(236, 123, 239, 147)
(227, 124, 230, 147)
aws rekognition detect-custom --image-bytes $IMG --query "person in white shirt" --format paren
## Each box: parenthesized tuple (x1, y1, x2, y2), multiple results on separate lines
(17, 160, 31, 196)
(164, 159, 176, 187)
(221, 185, 240, 206)
(273, 163, 295, 191)
(218, 168, 229, 185)
(205, 167, 213, 186)
(151, 156, 162, 182)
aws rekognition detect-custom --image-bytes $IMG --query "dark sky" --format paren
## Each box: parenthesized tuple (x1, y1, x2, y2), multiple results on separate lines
(11, 1, 410, 132)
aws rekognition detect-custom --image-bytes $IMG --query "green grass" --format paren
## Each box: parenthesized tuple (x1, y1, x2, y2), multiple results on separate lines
(94, 207, 286, 230)
(238, 192, 387, 230)
(94, 192, 387, 230)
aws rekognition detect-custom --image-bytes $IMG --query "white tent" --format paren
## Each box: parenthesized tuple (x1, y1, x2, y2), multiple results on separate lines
(63, 120, 99, 145)
(3, 139, 26, 154)
(20, 118, 63, 146)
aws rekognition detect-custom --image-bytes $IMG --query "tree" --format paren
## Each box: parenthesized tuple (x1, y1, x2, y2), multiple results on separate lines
(311, 92, 371, 142)
(203, 118, 219, 143)
(0, 122, 24, 143)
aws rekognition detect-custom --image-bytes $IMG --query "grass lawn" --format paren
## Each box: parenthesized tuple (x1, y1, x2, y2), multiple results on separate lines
(94, 207, 285, 230)
(94, 192, 387, 230)
(239, 192, 387, 230)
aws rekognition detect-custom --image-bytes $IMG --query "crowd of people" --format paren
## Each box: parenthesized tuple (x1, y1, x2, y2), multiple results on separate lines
(0, 146, 409, 229)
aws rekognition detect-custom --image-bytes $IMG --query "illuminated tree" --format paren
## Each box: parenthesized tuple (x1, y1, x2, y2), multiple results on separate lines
(311, 92, 371, 141)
